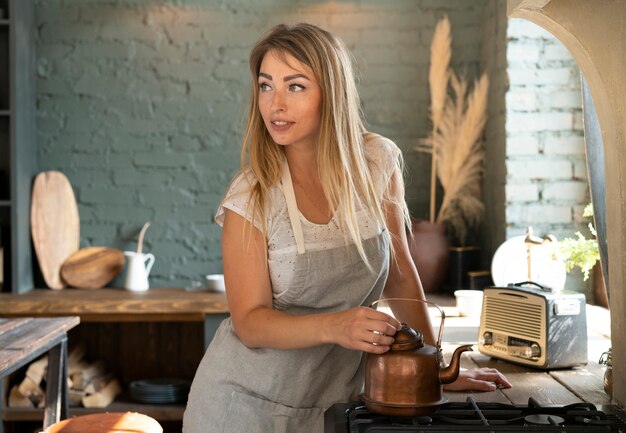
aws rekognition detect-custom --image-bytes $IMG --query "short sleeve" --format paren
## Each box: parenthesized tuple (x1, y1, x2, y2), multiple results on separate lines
(214, 171, 263, 231)
(363, 133, 402, 196)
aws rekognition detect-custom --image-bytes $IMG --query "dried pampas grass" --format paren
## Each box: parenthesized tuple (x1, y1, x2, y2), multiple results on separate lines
(427, 16, 452, 223)
(418, 15, 489, 245)
(435, 73, 488, 244)
(429, 16, 452, 131)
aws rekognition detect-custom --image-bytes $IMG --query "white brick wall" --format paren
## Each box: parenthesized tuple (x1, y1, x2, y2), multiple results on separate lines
(505, 18, 589, 293)
(506, 135, 540, 155)
(506, 112, 573, 132)
(544, 134, 586, 155)
(505, 184, 539, 202)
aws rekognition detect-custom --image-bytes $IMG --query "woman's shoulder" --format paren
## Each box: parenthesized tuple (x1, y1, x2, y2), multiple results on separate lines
(215, 170, 257, 227)
(225, 170, 257, 197)
(363, 132, 401, 174)
(363, 132, 401, 161)
(215, 169, 285, 229)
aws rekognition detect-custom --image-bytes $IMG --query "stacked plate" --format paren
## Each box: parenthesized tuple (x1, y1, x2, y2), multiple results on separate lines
(129, 378, 191, 404)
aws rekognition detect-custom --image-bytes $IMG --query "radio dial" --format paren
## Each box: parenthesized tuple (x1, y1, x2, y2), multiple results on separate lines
(530, 343, 541, 358)
(480, 332, 493, 346)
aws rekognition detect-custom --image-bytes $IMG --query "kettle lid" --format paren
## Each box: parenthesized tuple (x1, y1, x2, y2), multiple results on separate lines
(391, 324, 424, 350)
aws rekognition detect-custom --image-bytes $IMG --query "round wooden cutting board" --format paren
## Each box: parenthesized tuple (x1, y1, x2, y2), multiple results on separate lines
(44, 411, 163, 433)
(61, 247, 125, 290)
(31, 171, 80, 290)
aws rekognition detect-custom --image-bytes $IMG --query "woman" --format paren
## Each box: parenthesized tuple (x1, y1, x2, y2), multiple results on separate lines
(183, 23, 510, 433)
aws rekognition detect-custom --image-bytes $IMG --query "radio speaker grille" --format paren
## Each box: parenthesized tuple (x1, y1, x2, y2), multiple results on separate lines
(483, 296, 543, 339)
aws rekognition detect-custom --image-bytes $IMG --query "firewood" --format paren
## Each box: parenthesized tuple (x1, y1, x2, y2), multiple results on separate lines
(84, 373, 115, 395)
(67, 360, 88, 376)
(17, 376, 44, 403)
(81, 378, 121, 408)
(68, 389, 85, 407)
(70, 360, 106, 390)
(24, 356, 48, 386)
(8, 386, 34, 408)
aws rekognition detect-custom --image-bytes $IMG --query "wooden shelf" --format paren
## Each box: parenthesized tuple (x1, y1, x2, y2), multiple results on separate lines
(0, 288, 229, 322)
(3, 396, 185, 422)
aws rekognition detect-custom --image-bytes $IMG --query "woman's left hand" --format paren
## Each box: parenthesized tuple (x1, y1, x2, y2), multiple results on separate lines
(443, 368, 512, 392)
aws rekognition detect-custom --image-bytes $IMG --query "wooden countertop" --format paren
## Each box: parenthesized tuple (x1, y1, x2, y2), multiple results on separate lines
(439, 304, 613, 407)
(441, 344, 612, 407)
(0, 288, 228, 322)
(0, 291, 613, 407)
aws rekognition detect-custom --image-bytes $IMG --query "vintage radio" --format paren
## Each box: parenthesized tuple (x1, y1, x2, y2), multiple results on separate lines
(478, 282, 587, 369)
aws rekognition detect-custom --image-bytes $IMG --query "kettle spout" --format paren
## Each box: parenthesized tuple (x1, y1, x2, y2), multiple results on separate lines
(439, 344, 473, 384)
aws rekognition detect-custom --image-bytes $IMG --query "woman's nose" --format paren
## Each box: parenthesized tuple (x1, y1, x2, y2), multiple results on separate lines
(270, 91, 286, 113)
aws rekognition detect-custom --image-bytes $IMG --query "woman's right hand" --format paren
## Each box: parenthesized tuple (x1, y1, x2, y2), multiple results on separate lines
(324, 307, 402, 354)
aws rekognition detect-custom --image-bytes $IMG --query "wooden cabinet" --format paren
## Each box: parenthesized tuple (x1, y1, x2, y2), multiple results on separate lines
(0, 289, 229, 432)
(0, 0, 37, 294)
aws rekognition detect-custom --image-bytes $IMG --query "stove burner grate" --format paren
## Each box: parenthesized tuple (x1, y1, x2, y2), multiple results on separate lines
(336, 397, 625, 433)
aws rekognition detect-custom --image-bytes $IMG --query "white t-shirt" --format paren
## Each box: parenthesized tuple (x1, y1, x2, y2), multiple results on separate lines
(215, 133, 401, 299)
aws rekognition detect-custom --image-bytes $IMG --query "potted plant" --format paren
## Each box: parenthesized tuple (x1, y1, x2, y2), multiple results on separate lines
(411, 16, 489, 293)
(559, 203, 605, 306)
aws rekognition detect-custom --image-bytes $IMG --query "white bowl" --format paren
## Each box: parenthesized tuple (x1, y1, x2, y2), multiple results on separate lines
(454, 290, 484, 317)
(206, 274, 225, 292)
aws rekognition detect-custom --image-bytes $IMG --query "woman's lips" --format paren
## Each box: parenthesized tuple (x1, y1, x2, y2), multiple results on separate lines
(270, 120, 294, 132)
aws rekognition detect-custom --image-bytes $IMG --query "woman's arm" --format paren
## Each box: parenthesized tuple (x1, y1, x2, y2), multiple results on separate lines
(221, 208, 401, 353)
(381, 168, 512, 391)
(381, 168, 437, 345)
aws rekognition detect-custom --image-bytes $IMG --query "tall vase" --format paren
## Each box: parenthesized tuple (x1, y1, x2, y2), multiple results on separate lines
(408, 219, 450, 294)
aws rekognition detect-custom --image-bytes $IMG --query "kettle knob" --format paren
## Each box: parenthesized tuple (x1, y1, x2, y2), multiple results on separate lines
(391, 324, 424, 350)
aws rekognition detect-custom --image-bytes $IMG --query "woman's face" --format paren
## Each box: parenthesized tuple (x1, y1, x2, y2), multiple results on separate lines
(257, 49, 322, 150)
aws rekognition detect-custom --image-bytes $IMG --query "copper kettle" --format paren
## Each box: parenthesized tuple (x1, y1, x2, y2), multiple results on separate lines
(363, 298, 473, 416)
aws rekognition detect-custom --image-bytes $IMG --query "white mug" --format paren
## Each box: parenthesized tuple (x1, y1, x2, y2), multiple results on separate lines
(123, 251, 155, 292)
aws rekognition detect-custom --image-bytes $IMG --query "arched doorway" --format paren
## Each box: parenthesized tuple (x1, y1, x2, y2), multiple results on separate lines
(507, 0, 625, 408)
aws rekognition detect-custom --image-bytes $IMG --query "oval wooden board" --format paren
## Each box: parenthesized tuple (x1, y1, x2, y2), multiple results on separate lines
(61, 247, 125, 290)
(31, 171, 80, 290)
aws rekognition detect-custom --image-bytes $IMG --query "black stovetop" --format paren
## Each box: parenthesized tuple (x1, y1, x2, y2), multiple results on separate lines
(324, 397, 626, 432)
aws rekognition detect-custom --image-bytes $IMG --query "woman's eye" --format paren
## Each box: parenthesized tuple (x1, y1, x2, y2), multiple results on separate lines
(258, 82, 272, 92)
(289, 83, 305, 92)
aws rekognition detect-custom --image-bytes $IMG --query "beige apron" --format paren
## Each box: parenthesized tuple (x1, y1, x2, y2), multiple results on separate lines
(183, 159, 389, 433)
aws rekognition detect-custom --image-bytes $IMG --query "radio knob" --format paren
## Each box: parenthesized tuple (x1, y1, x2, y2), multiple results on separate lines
(530, 343, 541, 358)
(480, 332, 493, 346)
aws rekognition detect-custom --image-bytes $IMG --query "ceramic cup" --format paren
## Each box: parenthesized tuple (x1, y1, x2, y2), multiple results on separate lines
(206, 274, 225, 292)
(454, 290, 484, 317)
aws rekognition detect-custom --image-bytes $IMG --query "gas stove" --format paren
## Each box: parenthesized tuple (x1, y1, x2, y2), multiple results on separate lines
(324, 397, 626, 432)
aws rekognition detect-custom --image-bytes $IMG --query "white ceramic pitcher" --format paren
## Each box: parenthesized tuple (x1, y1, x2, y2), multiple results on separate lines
(123, 251, 155, 292)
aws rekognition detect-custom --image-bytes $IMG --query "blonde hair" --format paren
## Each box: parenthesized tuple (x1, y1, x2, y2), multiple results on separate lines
(237, 23, 406, 267)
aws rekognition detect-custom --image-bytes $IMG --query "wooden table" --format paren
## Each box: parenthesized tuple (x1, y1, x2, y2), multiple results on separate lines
(0, 317, 80, 430)
(438, 304, 613, 407)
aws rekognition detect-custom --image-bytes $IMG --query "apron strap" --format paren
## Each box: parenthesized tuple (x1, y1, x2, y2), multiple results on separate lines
(281, 158, 306, 255)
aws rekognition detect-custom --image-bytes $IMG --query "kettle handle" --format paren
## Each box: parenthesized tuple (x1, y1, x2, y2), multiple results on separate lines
(370, 298, 446, 350)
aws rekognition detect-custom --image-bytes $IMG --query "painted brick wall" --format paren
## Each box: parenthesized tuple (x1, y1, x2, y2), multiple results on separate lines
(505, 18, 589, 292)
(35, 0, 489, 287)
